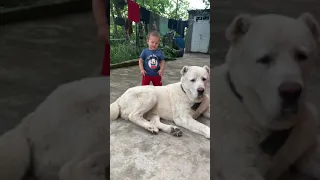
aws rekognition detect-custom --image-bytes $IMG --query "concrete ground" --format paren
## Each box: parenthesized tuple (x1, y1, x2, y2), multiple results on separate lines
(110, 53, 210, 180)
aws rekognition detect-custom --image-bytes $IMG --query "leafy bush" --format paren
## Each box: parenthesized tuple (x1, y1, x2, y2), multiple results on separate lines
(110, 42, 143, 64)
(111, 42, 178, 64)
(160, 45, 177, 60)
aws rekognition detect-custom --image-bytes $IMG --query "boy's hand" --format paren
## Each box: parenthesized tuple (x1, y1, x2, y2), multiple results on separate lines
(140, 69, 147, 76)
(158, 69, 164, 76)
(98, 26, 109, 43)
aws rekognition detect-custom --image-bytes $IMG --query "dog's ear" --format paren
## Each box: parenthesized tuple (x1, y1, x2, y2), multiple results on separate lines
(298, 12, 320, 43)
(180, 66, 189, 75)
(203, 65, 210, 74)
(226, 14, 252, 43)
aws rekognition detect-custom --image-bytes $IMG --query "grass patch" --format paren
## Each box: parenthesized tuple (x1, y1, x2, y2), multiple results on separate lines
(111, 41, 179, 64)
(110, 42, 142, 64)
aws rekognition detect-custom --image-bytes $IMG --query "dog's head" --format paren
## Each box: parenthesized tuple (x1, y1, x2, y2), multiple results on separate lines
(180, 65, 210, 102)
(226, 13, 319, 121)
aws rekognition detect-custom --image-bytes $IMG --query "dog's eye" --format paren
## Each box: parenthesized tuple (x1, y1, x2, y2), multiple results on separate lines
(190, 79, 195, 82)
(295, 51, 308, 62)
(202, 78, 206, 81)
(257, 55, 272, 65)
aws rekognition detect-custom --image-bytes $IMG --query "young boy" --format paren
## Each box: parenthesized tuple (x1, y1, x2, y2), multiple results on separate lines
(139, 31, 165, 86)
(92, 0, 110, 76)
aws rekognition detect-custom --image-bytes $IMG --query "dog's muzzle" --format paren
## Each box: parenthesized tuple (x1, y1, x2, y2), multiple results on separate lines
(197, 87, 205, 97)
(278, 81, 302, 114)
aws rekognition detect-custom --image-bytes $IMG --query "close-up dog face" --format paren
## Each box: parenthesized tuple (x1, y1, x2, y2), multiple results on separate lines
(180, 65, 210, 102)
(226, 13, 319, 121)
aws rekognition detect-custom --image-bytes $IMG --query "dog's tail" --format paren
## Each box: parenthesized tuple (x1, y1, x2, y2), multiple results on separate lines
(110, 99, 120, 121)
(0, 115, 32, 180)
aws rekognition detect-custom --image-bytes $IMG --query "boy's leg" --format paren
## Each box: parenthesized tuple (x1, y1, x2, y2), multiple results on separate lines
(101, 43, 110, 76)
(151, 76, 162, 86)
(141, 75, 151, 85)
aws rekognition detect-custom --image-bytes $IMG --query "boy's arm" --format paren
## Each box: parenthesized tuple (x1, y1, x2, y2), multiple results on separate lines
(138, 58, 144, 71)
(159, 60, 165, 71)
(139, 50, 146, 71)
(159, 51, 166, 71)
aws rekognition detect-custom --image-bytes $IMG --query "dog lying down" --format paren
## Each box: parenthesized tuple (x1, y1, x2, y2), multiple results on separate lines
(211, 12, 320, 180)
(110, 65, 211, 139)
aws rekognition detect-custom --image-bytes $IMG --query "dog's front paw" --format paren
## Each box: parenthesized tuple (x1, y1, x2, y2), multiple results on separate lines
(170, 126, 183, 137)
(147, 124, 159, 134)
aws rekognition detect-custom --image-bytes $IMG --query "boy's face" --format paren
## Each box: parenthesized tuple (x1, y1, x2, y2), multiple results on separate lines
(147, 35, 160, 50)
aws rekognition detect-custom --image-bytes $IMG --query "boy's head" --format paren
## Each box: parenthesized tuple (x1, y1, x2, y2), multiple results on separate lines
(147, 31, 160, 51)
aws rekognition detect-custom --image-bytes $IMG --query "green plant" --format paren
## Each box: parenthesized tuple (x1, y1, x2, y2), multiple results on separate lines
(111, 42, 178, 64)
(111, 42, 143, 64)
(172, 43, 180, 50)
(160, 45, 178, 60)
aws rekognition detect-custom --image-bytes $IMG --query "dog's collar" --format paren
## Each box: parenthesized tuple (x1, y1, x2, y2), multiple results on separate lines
(180, 84, 186, 94)
(259, 128, 293, 156)
(180, 84, 202, 111)
(226, 72, 243, 102)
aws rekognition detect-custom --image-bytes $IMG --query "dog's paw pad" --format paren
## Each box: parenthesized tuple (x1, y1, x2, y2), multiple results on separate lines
(170, 127, 183, 137)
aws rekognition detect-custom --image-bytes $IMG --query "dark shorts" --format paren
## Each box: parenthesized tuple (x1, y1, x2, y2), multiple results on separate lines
(141, 75, 162, 86)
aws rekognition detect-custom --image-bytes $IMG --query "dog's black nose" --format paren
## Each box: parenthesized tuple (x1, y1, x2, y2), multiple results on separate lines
(278, 82, 302, 102)
(197, 88, 205, 94)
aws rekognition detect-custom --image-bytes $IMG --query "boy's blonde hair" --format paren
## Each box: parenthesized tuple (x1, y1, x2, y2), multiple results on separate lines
(147, 31, 161, 40)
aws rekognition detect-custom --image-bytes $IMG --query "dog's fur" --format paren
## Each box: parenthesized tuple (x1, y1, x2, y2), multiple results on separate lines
(110, 65, 211, 138)
(0, 77, 109, 180)
(212, 13, 320, 180)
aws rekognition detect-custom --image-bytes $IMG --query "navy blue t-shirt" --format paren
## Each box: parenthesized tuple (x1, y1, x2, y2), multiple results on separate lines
(140, 48, 165, 76)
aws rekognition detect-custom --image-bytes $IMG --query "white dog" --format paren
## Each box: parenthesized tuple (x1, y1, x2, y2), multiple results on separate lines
(212, 13, 320, 180)
(110, 65, 211, 139)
